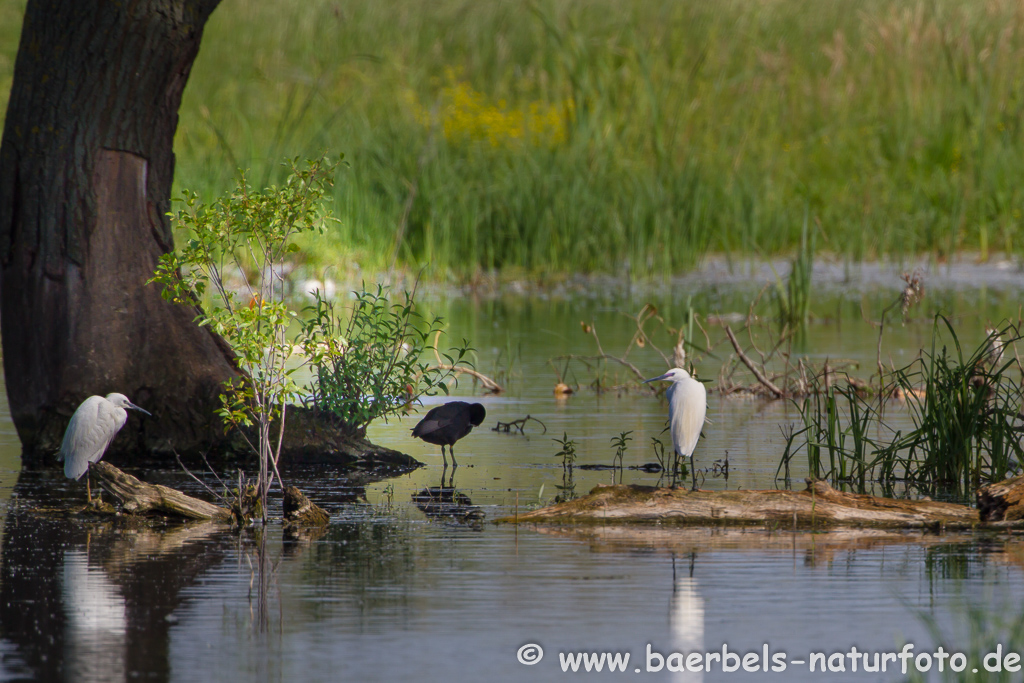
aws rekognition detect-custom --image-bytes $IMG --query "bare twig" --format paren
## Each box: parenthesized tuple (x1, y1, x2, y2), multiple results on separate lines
(174, 450, 228, 505)
(428, 329, 503, 393)
(724, 325, 786, 398)
(429, 362, 504, 393)
(493, 415, 547, 434)
(547, 353, 650, 386)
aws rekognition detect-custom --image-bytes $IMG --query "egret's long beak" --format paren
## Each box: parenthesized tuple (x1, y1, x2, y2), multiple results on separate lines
(643, 372, 672, 384)
(127, 402, 152, 417)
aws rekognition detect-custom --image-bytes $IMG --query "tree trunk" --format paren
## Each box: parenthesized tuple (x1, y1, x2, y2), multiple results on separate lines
(0, 0, 233, 462)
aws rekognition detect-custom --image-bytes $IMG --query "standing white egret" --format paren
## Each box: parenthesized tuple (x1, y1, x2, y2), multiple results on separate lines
(645, 368, 707, 490)
(58, 393, 151, 502)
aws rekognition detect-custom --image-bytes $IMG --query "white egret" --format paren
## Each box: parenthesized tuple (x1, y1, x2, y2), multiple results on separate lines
(58, 393, 151, 502)
(645, 368, 707, 490)
(411, 402, 486, 468)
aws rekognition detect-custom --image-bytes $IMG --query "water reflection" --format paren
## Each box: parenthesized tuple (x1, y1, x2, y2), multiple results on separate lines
(670, 554, 704, 683)
(62, 550, 127, 682)
(1, 283, 1024, 680)
(412, 485, 485, 525)
(0, 472, 232, 682)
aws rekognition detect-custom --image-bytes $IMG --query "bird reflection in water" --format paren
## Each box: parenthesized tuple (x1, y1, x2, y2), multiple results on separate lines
(667, 552, 705, 682)
(412, 474, 485, 526)
(62, 549, 128, 682)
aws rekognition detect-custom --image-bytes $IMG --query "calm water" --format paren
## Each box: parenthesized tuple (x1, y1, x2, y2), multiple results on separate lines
(3, 260, 1024, 682)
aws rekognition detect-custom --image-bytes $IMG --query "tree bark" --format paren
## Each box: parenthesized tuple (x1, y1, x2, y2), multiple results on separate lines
(0, 0, 234, 462)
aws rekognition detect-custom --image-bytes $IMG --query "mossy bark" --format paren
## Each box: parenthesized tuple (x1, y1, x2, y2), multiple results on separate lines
(282, 486, 330, 527)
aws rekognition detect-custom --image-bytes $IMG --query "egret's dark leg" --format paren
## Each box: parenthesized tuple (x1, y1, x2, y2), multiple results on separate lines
(86, 468, 92, 505)
(690, 453, 697, 491)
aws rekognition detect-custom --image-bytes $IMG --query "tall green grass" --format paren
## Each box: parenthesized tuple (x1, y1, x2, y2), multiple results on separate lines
(773, 209, 815, 330)
(6, 0, 1024, 276)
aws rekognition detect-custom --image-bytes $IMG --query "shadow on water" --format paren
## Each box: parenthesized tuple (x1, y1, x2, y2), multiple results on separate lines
(0, 470, 235, 682)
(0, 468, 435, 682)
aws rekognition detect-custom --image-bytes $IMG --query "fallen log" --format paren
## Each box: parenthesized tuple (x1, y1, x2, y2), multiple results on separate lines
(501, 479, 979, 529)
(978, 474, 1024, 522)
(92, 461, 231, 522)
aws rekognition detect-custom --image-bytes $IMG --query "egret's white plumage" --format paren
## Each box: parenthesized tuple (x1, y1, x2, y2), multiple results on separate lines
(58, 393, 151, 481)
(645, 368, 707, 489)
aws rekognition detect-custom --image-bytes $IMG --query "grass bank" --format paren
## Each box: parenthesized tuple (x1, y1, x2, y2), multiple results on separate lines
(5, 0, 1024, 277)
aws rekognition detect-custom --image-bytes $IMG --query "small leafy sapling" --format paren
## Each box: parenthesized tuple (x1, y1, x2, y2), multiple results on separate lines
(151, 155, 338, 522)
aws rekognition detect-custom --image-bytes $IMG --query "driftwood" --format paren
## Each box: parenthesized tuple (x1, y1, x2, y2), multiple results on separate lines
(978, 474, 1024, 522)
(283, 485, 330, 527)
(92, 462, 231, 521)
(723, 325, 786, 398)
(503, 479, 979, 529)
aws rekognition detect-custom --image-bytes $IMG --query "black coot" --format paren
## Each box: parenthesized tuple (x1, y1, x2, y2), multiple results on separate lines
(411, 401, 486, 467)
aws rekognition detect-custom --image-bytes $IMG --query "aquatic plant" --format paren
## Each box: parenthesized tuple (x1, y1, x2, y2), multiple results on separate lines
(611, 431, 633, 470)
(648, 434, 690, 488)
(651, 436, 669, 474)
(778, 317, 1024, 496)
(772, 211, 814, 331)
(553, 432, 578, 502)
(554, 432, 578, 472)
(784, 382, 880, 489)
(877, 318, 1024, 492)
(298, 283, 472, 435)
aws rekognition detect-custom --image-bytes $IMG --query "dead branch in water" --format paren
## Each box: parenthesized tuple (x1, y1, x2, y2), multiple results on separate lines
(493, 415, 547, 434)
(549, 308, 703, 394)
(724, 325, 786, 398)
(429, 362, 504, 393)
(426, 330, 503, 394)
(92, 462, 231, 522)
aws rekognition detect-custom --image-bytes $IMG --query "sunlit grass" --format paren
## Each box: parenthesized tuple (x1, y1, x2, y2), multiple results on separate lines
(6, 0, 1024, 277)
